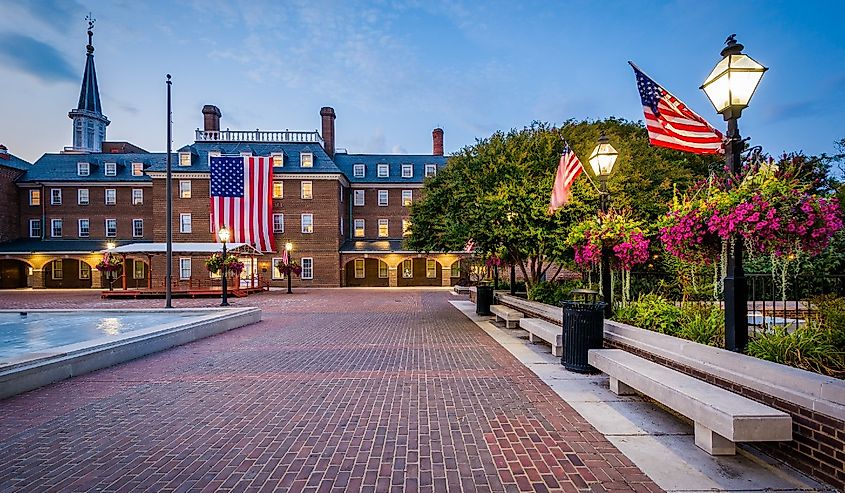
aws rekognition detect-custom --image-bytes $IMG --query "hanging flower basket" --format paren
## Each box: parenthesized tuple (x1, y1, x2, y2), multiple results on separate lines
(567, 210, 650, 271)
(276, 259, 302, 277)
(96, 252, 122, 272)
(205, 253, 245, 276)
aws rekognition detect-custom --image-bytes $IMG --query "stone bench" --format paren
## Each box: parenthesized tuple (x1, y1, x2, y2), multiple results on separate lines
(490, 305, 523, 328)
(519, 318, 563, 357)
(588, 349, 792, 456)
(453, 285, 471, 295)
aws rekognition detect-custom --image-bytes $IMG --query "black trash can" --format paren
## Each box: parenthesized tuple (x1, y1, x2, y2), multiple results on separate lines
(476, 284, 494, 315)
(561, 300, 607, 373)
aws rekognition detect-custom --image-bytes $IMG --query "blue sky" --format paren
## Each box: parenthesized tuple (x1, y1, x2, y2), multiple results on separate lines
(2, 0, 844, 163)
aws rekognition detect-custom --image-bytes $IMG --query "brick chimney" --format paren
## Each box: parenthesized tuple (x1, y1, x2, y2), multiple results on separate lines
(202, 105, 222, 132)
(320, 107, 336, 158)
(0, 144, 8, 160)
(432, 128, 444, 156)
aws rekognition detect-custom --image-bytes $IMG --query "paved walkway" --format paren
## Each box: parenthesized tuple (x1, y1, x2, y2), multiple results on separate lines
(0, 289, 660, 492)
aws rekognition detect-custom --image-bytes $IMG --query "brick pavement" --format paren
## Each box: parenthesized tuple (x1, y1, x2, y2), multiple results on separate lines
(0, 289, 662, 492)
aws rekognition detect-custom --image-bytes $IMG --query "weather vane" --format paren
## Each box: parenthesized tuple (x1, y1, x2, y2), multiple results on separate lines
(85, 12, 96, 52)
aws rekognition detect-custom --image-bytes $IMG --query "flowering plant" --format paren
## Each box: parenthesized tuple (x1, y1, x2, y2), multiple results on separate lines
(95, 252, 122, 272)
(205, 253, 245, 276)
(568, 210, 650, 271)
(485, 255, 504, 268)
(276, 259, 302, 277)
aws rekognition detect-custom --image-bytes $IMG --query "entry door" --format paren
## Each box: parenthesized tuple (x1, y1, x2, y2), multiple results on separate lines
(239, 258, 256, 287)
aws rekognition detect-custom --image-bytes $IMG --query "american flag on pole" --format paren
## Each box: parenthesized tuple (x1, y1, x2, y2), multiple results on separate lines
(548, 144, 583, 213)
(281, 247, 289, 266)
(630, 62, 724, 155)
(210, 155, 275, 252)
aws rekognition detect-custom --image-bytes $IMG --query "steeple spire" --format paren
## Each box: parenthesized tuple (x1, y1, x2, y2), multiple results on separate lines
(67, 13, 109, 153)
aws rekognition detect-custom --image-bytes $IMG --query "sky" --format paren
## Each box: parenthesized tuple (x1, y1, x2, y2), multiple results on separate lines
(1, 0, 844, 164)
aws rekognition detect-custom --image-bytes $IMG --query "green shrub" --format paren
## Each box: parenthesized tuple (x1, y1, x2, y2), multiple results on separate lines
(528, 279, 583, 306)
(747, 326, 845, 378)
(613, 294, 683, 336)
(678, 304, 724, 347)
(810, 295, 845, 351)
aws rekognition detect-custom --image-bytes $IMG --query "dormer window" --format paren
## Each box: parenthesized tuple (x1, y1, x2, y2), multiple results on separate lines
(300, 152, 313, 168)
(77, 162, 90, 176)
(271, 152, 284, 167)
(131, 163, 143, 176)
(208, 151, 221, 158)
(401, 164, 413, 178)
(104, 162, 117, 176)
(425, 164, 437, 177)
(179, 152, 192, 166)
(353, 164, 365, 178)
(377, 164, 389, 178)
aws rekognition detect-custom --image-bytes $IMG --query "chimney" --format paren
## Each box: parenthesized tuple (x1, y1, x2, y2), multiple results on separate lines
(202, 105, 222, 132)
(0, 144, 8, 160)
(432, 128, 444, 156)
(320, 107, 336, 158)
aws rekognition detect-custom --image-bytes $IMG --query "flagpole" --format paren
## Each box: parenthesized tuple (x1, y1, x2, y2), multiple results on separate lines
(165, 74, 173, 308)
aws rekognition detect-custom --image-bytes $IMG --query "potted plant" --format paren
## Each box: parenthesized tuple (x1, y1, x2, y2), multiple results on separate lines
(96, 252, 122, 290)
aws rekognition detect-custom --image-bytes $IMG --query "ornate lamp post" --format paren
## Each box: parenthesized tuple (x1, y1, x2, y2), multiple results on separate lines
(285, 242, 293, 294)
(588, 133, 619, 316)
(700, 35, 767, 352)
(218, 227, 230, 307)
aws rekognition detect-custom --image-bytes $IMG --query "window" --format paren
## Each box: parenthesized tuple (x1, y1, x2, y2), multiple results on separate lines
(402, 190, 413, 207)
(271, 152, 284, 167)
(51, 219, 62, 238)
(426, 259, 437, 278)
(179, 258, 191, 279)
(451, 261, 461, 278)
(105, 219, 117, 237)
(29, 190, 40, 206)
(51, 188, 62, 205)
(133, 219, 144, 238)
(301, 181, 313, 199)
(133, 260, 145, 279)
(51, 259, 63, 280)
(179, 152, 192, 166)
(354, 219, 365, 238)
(180, 213, 192, 233)
(402, 219, 411, 236)
(29, 219, 41, 238)
(353, 189, 365, 206)
(208, 151, 221, 158)
(104, 162, 117, 176)
(80, 262, 91, 280)
(378, 190, 388, 206)
(131, 162, 143, 176)
(402, 164, 413, 178)
(272, 181, 284, 199)
(78, 189, 89, 205)
(179, 180, 191, 199)
(402, 259, 413, 278)
(240, 151, 252, 157)
(340, 216, 344, 235)
(353, 164, 365, 177)
(301, 257, 313, 279)
(378, 219, 389, 238)
(105, 189, 116, 205)
(354, 259, 365, 279)
(77, 162, 90, 176)
(271, 257, 284, 279)
(425, 164, 437, 177)
(273, 213, 284, 233)
(132, 189, 143, 205)
(78, 219, 89, 238)
(301, 214, 313, 234)
(378, 261, 388, 279)
(300, 152, 313, 168)
(377, 164, 389, 178)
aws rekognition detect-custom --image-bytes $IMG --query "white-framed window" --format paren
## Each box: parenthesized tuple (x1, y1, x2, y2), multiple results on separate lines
(300, 152, 313, 168)
(353, 189, 365, 206)
(240, 151, 252, 157)
(301, 213, 313, 234)
(50, 188, 62, 205)
(301, 257, 313, 279)
(271, 257, 284, 279)
(77, 162, 90, 176)
(180, 213, 192, 233)
(353, 164, 365, 177)
(29, 189, 40, 206)
(79, 262, 91, 280)
(51, 219, 62, 238)
(29, 219, 41, 238)
(402, 190, 412, 207)
(272, 181, 283, 199)
(271, 152, 284, 167)
(378, 219, 389, 238)
(378, 190, 388, 206)
(179, 258, 191, 279)
(451, 261, 461, 278)
(402, 219, 411, 236)
(354, 259, 365, 279)
(105, 188, 116, 205)
(132, 189, 143, 205)
(104, 162, 117, 176)
(378, 261, 388, 279)
(301, 181, 313, 199)
(179, 180, 191, 199)
(105, 218, 117, 237)
(78, 218, 89, 238)
(354, 219, 365, 238)
(426, 259, 437, 278)
(51, 259, 63, 280)
(133, 260, 145, 279)
(402, 164, 413, 178)
(132, 219, 144, 238)
(131, 162, 143, 176)
(377, 164, 389, 178)
(402, 259, 413, 278)
(273, 213, 284, 233)
(179, 152, 192, 166)
(78, 188, 89, 205)
(425, 164, 437, 177)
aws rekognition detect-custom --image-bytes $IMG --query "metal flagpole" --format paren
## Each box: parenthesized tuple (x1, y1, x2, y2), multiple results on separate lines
(165, 74, 173, 308)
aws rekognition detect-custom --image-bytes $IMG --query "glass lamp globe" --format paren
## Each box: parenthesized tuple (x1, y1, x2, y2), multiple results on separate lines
(701, 36, 767, 120)
(588, 133, 618, 178)
(285, 242, 293, 252)
(217, 227, 230, 243)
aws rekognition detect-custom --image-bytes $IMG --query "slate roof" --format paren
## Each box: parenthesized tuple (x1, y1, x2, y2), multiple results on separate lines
(0, 239, 146, 254)
(145, 142, 342, 174)
(333, 153, 447, 184)
(0, 153, 32, 171)
(17, 153, 165, 183)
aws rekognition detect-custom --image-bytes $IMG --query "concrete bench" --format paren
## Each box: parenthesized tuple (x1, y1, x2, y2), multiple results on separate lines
(519, 318, 563, 356)
(490, 305, 523, 328)
(453, 285, 471, 295)
(588, 349, 792, 455)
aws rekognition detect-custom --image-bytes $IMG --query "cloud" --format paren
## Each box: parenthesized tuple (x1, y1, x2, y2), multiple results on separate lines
(1, 0, 84, 33)
(391, 145, 408, 154)
(0, 33, 77, 83)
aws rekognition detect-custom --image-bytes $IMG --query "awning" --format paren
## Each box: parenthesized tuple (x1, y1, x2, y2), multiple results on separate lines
(104, 242, 262, 256)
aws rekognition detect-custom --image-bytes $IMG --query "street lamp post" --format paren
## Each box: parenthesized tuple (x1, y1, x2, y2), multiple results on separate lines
(588, 133, 619, 317)
(700, 35, 767, 352)
(218, 227, 230, 307)
(285, 242, 293, 294)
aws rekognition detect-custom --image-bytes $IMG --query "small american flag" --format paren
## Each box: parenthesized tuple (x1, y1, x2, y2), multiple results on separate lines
(548, 144, 583, 213)
(630, 62, 724, 155)
(210, 156, 275, 252)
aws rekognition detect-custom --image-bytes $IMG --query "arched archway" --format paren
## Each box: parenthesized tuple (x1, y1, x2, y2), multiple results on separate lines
(397, 258, 442, 287)
(0, 259, 31, 289)
(344, 258, 389, 287)
(43, 257, 94, 289)
(124, 257, 150, 289)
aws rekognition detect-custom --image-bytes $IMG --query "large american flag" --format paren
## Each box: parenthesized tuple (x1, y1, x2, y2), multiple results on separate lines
(548, 144, 583, 213)
(210, 156, 275, 252)
(630, 62, 724, 155)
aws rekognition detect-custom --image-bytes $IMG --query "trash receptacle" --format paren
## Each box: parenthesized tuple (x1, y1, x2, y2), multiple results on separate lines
(476, 284, 494, 315)
(561, 299, 607, 373)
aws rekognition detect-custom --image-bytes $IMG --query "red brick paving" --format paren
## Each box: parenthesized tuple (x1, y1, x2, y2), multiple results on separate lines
(0, 289, 662, 492)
